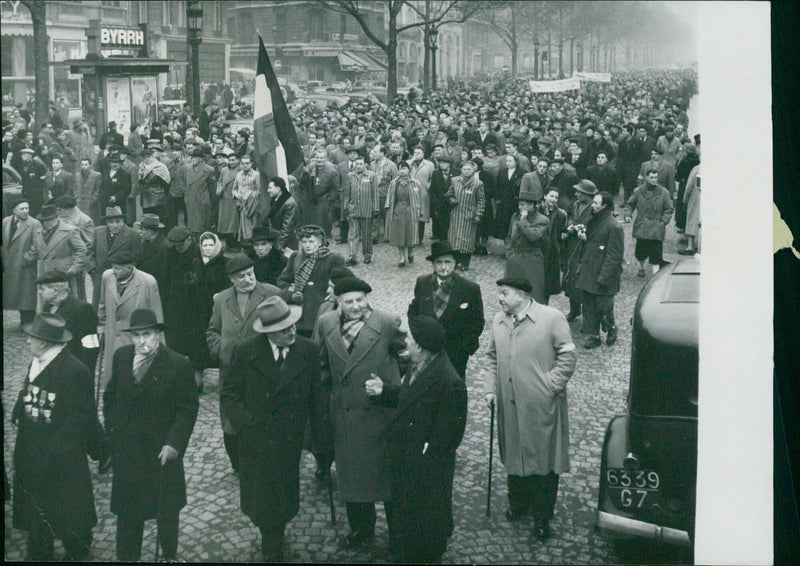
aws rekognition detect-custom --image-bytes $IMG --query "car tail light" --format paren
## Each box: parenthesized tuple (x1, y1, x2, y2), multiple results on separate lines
(623, 452, 640, 472)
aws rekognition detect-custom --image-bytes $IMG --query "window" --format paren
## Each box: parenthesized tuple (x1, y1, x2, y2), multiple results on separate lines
(102, 1, 121, 6)
(215, 2, 222, 33)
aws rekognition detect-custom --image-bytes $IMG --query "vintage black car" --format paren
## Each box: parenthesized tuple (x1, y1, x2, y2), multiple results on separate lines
(595, 258, 699, 548)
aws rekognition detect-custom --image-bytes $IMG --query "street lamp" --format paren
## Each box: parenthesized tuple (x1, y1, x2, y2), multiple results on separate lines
(186, 1, 203, 118)
(534, 38, 540, 81)
(428, 26, 439, 90)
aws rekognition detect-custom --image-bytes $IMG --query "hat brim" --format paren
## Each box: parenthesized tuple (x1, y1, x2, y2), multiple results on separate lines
(102, 214, 126, 220)
(121, 322, 165, 332)
(38, 212, 58, 220)
(425, 249, 458, 262)
(574, 187, 598, 195)
(253, 305, 303, 333)
(22, 323, 72, 343)
(134, 221, 165, 229)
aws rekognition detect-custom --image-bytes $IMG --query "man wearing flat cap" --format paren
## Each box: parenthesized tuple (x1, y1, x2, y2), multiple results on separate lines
(485, 277, 577, 543)
(207, 254, 284, 474)
(103, 309, 198, 561)
(316, 276, 408, 552)
(12, 313, 98, 560)
(221, 297, 328, 561)
(3, 196, 41, 326)
(97, 247, 163, 390)
(25, 203, 88, 306)
(407, 240, 484, 381)
(365, 315, 467, 563)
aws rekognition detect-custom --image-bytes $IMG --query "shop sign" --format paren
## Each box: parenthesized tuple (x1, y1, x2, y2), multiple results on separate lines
(101, 27, 145, 47)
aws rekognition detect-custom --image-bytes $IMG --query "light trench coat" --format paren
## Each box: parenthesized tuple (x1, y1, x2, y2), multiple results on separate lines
(485, 301, 577, 476)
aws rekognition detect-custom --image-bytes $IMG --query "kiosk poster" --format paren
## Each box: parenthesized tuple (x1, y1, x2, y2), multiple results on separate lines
(105, 76, 131, 142)
(131, 76, 158, 128)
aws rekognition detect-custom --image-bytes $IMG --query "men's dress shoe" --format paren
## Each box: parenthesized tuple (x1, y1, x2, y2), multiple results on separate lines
(408, 254, 414, 264)
(606, 327, 618, 346)
(583, 335, 602, 349)
(364, 257, 372, 264)
(398, 261, 406, 268)
(505, 508, 529, 521)
(566, 311, 581, 322)
(534, 519, 551, 542)
(345, 258, 358, 266)
(677, 248, 696, 255)
(339, 530, 373, 549)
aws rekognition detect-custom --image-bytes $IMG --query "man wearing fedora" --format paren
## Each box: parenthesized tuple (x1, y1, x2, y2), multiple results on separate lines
(485, 278, 577, 543)
(407, 240, 484, 381)
(97, 248, 163, 390)
(316, 277, 408, 551)
(3, 196, 41, 326)
(365, 315, 468, 563)
(100, 149, 132, 215)
(562, 179, 598, 324)
(103, 309, 199, 562)
(221, 296, 328, 561)
(134, 213, 170, 297)
(503, 184, 551, 305)
(87, 205, 143, 310)
(244, 226, 287, 286)
(12, 313, 97, 561)
(25, 203, 88, 307)
(207, 254, 284, 474)
(181, 146, 216, 236)
(135, 147, 171, 224)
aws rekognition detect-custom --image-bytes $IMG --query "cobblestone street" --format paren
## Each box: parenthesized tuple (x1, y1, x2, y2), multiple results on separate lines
(4, 217, 693, 564)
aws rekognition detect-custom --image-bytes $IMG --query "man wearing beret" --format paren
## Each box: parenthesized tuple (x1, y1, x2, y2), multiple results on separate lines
(316, 277, 409, 551)
(207, 254, 284, 473)
(407, 240, 484, 381)
(3, 196, 41, 326)
(365, 315, 468, 563)
(485, 277, 577, 543)
(97, 247, 163, 390)
(221, 297, 328, 561)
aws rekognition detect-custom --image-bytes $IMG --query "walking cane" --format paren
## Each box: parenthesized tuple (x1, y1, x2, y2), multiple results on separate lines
(155, 461, 165, 561)
(486, 399, 495, 517)
(328, 471, 336, 524)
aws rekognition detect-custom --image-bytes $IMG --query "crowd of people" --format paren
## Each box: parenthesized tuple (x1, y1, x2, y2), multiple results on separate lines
(3, 67, 699, 562)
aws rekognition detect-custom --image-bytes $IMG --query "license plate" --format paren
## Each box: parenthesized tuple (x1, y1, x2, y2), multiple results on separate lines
(605, 468, 660, 509)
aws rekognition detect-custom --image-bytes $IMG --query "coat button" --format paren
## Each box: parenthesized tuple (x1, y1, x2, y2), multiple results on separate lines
(510, 399, 516, 405)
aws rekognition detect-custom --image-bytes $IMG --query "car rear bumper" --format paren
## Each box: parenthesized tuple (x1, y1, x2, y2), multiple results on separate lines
(595, 510, 692, 547)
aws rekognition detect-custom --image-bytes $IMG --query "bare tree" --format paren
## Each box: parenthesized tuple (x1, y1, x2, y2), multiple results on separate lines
(20, 0, 49, 130)
(485, 1, 535, 79)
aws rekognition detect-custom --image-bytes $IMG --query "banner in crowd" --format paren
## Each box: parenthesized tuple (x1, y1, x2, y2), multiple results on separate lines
(573, 72, 612, 83)
(253, 35, 305, 182)
(529, 77, 581, 93)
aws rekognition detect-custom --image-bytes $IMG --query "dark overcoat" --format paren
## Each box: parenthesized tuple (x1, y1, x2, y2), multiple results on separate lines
(494, 167, 524, 238)
(221, 334, 327, 529)
(576, 208, 624, 295)
(504, 210, 550, 305)
(88, 224, 143, 309)
(539, 204, 568, 296)
(317, 309, 406, 502)
(103, 344, 198, 521)
(407, 272, 484, 379)
(51, 295, 98, 372)
(265, 193, 300, 250)
(12, 349, 97, 537)
(99, 168, 132, 213)
(277, 250, 345, 334)
(379, 352, 467, 563)
(135, 232, 170, 297)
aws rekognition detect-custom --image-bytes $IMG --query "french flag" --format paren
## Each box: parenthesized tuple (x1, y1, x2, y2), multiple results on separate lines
(253, 35, 305, 183)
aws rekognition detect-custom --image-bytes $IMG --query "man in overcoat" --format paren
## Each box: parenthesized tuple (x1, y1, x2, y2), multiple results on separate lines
(43, 155, 75, 201)
(308, 149, 340, 238)
(484, 278, 577, 542)
(2, 197, 41, 326)
(74, 157, 103, 223)
(24, 204, 88, 308)
(19, 147, 48, 217)
(134, 213, 170, 297)
(624, 169, 674, 277)
(181, 146, 216, 235)
(103, 309, 198, 561)
(99, 150, 132, 214)
(365, 316, 467, 563)
(576, 192, 624, 348)
(207, 255, 283, 473)
(407, 240, 484, 381)
(88, 206, 143, 310)
(97, 248, 164, 390)
(221, 296, 328, 561)
(317, 276, 408, 550)
(12, 314, 97, 560)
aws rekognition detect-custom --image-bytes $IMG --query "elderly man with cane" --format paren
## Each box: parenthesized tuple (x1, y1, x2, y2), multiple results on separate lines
(103, 309, 199, 562)
(484, 278, 577, 542)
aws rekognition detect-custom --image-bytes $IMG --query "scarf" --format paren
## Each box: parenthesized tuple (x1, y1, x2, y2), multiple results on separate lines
(433, 276, 453, 318)
(340, 307, 372, 353)
(139, 158, 171, 184)
(40, 222, 58, 245)
(290, 247, 331, 294)
(133, 344, 161, 384)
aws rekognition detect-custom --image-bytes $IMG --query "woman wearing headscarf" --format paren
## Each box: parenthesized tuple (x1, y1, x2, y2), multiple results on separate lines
(276, 225, 345, 338)
(199, 231, 229, 298)
(384, 160, 423, 267)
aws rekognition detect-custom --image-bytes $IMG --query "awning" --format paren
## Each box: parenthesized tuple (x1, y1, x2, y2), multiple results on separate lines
(339, 51, 386, 73)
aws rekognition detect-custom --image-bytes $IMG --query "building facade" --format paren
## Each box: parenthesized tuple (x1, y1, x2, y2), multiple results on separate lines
(226, 1, 386, 84)
(1, 0, 230, 110)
